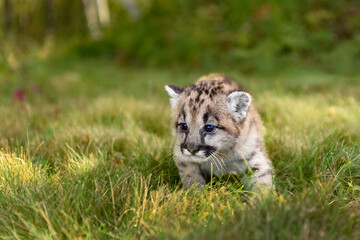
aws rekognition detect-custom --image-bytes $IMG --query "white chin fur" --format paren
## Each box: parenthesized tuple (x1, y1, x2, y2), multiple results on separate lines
(189, 156, 208, 163)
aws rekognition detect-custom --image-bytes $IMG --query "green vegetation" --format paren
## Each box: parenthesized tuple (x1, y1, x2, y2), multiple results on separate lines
(0, 57, 359, 239)
(1, 0, 360, 239)
(1, 0, 360, 73)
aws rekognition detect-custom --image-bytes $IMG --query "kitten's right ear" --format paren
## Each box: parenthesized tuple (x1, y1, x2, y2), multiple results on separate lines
(165, 85, 184, 109)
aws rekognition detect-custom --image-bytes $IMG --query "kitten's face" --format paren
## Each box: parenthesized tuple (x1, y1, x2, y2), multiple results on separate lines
(174, 104, 237, 163)
(165, 77, 251, 163)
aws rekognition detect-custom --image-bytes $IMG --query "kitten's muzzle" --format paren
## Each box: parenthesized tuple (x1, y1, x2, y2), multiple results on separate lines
(180, 142, 216, 157)
(181, 142, 199, 155)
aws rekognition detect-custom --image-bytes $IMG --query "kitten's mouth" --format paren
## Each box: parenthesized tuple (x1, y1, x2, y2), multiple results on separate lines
(181, 147, 216, 163)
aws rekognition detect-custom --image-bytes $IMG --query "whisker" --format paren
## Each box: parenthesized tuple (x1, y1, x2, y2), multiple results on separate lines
(209, 150, 224, 170)
(209, 154, 220, 171)
(213, 153, 225, 171)
(215, 151, 230, 170)
(210, 152, 222, 171)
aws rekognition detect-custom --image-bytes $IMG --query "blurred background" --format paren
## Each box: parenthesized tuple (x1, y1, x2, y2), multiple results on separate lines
(1, 0, 360, 75)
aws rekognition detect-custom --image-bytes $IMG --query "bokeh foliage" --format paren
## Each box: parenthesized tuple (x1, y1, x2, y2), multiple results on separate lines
(1, 0, 360, 72)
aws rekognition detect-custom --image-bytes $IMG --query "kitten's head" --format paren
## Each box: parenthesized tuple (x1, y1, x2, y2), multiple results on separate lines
(165, 74, 252, 163)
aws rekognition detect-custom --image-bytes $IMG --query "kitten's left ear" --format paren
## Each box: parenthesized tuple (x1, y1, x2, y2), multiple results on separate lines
(165, 85, 184, 109)
(226, 91, 252, 121)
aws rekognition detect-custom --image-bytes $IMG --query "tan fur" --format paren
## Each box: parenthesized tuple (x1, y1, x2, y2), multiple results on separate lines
(166, 74, 274, 192)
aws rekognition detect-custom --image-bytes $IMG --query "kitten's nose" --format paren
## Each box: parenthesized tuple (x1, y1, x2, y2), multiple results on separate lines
(186, 142, 199, 154)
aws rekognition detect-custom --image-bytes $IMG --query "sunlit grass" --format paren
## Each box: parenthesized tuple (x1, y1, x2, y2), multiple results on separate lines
(0, 59, 359, 239)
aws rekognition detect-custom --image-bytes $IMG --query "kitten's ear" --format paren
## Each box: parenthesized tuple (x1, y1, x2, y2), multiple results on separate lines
(226, 91, 252, 121)
(165, 85, 184, 109)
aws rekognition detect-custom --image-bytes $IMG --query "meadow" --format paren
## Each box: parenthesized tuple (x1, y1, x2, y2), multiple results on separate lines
(0, 58, 359, 239)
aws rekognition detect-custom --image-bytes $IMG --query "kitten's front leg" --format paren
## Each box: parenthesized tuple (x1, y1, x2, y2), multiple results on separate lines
(176, 161, 206, 188)
(248, 154, 274, 193)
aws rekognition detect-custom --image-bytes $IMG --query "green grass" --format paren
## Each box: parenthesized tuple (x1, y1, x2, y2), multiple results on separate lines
(0, 58, 359, 239)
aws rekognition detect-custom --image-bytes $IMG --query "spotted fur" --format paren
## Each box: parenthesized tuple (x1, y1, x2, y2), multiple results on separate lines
(165, 74, 274, 192)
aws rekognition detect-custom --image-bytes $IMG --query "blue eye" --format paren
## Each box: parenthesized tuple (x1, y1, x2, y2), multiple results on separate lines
(180, 123, 188, 131)
(205, 125, 215, 132)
